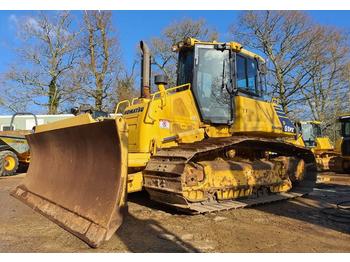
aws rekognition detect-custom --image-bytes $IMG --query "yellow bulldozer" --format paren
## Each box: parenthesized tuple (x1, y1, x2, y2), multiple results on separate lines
(293, 119, 350, 173)
(11, 38, 316, 247)
(293, 121, 337, 171)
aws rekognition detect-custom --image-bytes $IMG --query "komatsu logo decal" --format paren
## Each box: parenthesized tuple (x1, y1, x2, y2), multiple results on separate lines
(124, 107, 144, 115)
(274, 105, 296, 134)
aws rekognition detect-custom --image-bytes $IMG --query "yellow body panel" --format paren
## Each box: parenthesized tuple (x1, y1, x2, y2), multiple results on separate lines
(120, 84, 202, 154)
(292, 135, 335, 153)
(127, 172, 144, 193)
(314, 137, 333, 151)
(232, 96, 290, 137)
(128, 153, 151, 167)
(288, 135, 305, 147)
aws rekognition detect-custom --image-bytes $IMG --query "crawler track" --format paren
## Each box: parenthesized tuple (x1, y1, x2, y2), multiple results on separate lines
(144, 136, 317, 213)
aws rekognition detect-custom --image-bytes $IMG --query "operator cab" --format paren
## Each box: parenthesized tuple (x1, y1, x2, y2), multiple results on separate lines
(296, 122, 323, 147)
(176, 38, 266, 125)
(339, 115, 350, 138)
(339, 115, 350, 156)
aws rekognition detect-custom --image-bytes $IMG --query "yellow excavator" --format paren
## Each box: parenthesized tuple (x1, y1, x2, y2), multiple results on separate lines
(11, 38, 316, 247)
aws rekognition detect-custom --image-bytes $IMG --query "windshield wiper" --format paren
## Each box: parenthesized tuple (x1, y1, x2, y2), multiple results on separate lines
(222, 59, 235, 96)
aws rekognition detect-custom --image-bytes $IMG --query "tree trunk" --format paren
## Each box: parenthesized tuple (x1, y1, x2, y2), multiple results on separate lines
(48, 77, 59, 114)
(95, 77, 103, 111)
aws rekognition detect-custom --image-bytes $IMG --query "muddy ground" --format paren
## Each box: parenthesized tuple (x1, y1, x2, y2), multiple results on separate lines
(0, 174, 349, 253)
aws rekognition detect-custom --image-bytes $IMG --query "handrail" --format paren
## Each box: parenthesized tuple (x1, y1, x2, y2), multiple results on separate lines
(114, 83, 191, 118)
(151, 83, 191, 99)
(144, 83, 191, 124)
(115, 100, 131, 114)
(131, 97, 139, 104)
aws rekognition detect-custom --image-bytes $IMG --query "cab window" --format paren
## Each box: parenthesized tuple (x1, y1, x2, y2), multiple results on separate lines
(236, 54, 258, 95)
(177, 48, 194, 86)
(342, 121, 350, 137)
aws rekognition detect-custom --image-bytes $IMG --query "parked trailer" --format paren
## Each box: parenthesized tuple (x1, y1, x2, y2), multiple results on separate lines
(0, 113, 37, 176)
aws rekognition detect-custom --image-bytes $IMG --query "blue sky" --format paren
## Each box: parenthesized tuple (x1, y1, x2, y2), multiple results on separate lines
(1, 10, 350, 74)
(0, 10, 350, 115)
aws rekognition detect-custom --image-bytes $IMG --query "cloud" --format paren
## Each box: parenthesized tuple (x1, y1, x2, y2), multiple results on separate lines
(25, 17, 42, 33)
(8, 14, 42, 34)
(8, 13, 72, 40)
(9, 14, 18, 24)
(8, 14, 19, 29)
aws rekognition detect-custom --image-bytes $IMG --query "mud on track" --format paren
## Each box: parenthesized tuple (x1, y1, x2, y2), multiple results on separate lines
(0, 174, 349, 252)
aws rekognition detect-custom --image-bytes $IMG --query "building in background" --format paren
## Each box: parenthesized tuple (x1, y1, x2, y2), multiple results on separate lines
(0, 114, 74, 131)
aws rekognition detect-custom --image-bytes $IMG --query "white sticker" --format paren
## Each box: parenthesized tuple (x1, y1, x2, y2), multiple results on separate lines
(159, 119, 170, 129)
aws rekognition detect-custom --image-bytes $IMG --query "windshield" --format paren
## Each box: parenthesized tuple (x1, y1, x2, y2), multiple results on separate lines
(193, 46, 231, 124)
(301, 123, 321, 147)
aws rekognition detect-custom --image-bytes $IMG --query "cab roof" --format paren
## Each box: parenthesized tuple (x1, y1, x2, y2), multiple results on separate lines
(173, 37, 265, 63)
(339, 114, 350, 120)
(299, 120, 322, 125)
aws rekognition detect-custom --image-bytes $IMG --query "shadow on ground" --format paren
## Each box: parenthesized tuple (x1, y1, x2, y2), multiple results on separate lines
(127, 191, 184, 215)
(128, 182, 350, 239)
(116, 213, 199, 252)
(254, 182, 350, 234)
(115, 191, 199, 252)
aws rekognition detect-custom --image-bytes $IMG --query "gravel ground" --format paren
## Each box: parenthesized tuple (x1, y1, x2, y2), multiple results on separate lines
(0, 173, 349, 253)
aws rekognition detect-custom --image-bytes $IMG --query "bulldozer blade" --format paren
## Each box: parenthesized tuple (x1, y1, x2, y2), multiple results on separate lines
(11, 117, 128, 248)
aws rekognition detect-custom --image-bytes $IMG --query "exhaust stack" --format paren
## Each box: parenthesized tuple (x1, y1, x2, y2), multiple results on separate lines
(140, 41, 151, 99)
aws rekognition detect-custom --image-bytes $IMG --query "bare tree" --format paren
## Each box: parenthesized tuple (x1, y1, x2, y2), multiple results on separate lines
(300, 26, 349, 122)
(232, 11, 323, 116)
(78, 11, 121, 111)
(0, 75, 5, 109)
(5, 11, 79, 114)
(150, 18, 218, 87)
(342, 62, 350, 110)
(115, 60, 138, 102)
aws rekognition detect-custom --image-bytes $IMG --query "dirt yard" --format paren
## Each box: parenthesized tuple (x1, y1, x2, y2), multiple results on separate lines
(0, 173, 349, 252)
